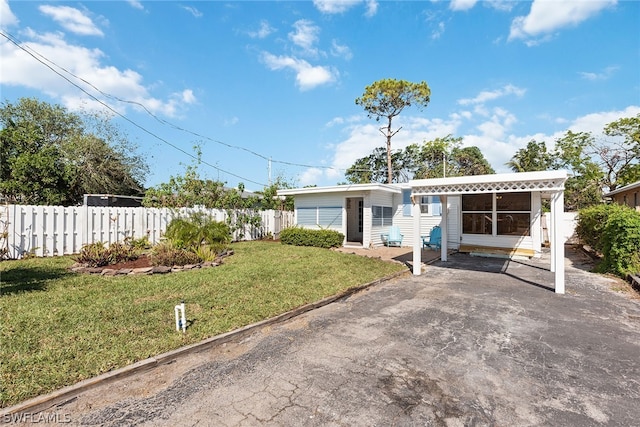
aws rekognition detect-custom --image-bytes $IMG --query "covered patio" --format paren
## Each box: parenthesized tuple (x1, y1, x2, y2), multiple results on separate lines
(409, 171, 568, 294)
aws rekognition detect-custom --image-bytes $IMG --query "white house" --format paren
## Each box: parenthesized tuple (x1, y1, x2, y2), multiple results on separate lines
(278, 170, 569, 293)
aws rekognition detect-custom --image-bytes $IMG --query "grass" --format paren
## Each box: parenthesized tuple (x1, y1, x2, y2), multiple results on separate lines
(0, 241, 406, 407)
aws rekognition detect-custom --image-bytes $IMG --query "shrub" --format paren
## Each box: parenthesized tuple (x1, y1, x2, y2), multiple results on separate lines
(125, 235, 151, 250)
(280, 226, 344, 249)
(150, 241, 202, 267)
(164, 212, 231, 251)
(576, 203, 640, 277)
(193, 244, 220, 262)
(75, 241, 140, 267)
(75, 242, 110, 267)
(575, 204, 611, 253)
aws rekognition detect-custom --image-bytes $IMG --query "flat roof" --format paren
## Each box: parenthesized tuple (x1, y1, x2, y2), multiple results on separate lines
(277, 183, 402, 196)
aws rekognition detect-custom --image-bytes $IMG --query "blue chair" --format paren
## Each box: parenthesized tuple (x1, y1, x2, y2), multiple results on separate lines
(422, 226, 442, 250)
(381, 225, 403, 247)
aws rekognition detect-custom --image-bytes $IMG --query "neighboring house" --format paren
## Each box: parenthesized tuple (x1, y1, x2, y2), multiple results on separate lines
(278, 170, 569, 293)
(604, 181, 640, 211)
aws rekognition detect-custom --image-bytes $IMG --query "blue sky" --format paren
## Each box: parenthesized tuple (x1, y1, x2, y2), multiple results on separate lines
(1, 0, 638, 191)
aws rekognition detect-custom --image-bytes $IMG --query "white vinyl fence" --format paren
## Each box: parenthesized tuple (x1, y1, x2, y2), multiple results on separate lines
(0, 205, 295, 259)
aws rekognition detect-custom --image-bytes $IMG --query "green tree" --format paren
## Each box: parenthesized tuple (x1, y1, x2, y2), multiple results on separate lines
(553, 131, 603, 211)
(355, 79, 431, 184)
(450, 146, 495, 176)
(345, 135, 493, 183)
(345, 147, 402, 184)
(601, 114, 640, 189)
(0, 98, 147, 205)
(506, 140, 554, 172)
(255, 177, 295, 211)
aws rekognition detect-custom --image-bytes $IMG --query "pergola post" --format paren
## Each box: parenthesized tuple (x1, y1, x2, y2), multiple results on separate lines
(551, 191, 565, 294)
(440, 195, 448, 262)
(412, 198, 422, 275)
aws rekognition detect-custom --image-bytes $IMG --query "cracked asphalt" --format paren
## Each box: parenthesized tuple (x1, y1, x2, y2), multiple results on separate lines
(20, 247, 640, 426)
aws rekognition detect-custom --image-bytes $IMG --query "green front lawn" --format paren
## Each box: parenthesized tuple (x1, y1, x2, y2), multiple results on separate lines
(0, 241, 405, 407)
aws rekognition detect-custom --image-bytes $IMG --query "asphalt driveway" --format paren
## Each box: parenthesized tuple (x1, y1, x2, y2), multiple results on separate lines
(9, 246, 640, 426)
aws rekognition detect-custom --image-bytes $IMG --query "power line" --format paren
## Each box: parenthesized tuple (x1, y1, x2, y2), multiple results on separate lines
(1, 30, 273, 186)
(0, 30, 361, 179)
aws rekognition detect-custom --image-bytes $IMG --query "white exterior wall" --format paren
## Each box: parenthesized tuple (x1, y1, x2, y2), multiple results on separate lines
(387, 194, 461, 249)
(369, 191, 395, 247)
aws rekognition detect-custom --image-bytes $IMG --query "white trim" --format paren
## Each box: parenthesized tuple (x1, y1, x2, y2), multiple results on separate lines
(410, 170, 568, 195)
(278, 183, 401, 196)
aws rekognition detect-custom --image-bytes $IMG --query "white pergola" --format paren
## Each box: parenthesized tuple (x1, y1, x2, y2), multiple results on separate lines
(410, 170, 569, 294)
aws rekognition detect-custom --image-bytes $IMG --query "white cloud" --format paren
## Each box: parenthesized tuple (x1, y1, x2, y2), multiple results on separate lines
(261, 52, 336, 90)
(313, 0, 377, 16)
(178, 89, 196, 104)
(248, 20, 275, 39)
(182, 6, 203, 18)
(0, 30, 194, 117)
(458, 84, 526, 106)
(509, 0, 617, 43)
(39, 5, 104, 37)
(486, 1, 515, 12)
(0, 0, 18, 28)
(567, 105, 640, 135)
(579, 66, 619, 81)
(313, 0, 362, 14)
(299, 115, 461, 185)
(331, 40, 352, 60)
(127, 0, 144, 10)
(289, 19, 320, 56)
(431, 22, 445, 40)
(365, 0, 378, 17)
(449, 0, 477, 12)
(298, 167, 325, 186)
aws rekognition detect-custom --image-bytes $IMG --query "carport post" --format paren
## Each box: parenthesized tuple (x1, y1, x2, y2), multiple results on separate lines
(552, 191, 565, 294)
(440, 195, 448, 262)
(412, 197, 422, 275)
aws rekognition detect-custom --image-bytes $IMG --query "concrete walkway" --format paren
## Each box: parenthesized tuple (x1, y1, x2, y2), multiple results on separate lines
(7, 246, 640, 426)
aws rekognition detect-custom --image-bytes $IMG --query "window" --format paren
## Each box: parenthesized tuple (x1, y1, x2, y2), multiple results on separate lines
(462, 194, 492, 235)
(372, 205, 393, 227)
(496, 192, 530, 236)
(420, 196, 429, 214)
(297, 206, 342, 227)
(462, 192, 531, 236)
(402, 191, 442, 216)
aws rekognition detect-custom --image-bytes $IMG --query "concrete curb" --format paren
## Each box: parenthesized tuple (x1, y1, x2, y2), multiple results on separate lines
(0, 269, 410, 417)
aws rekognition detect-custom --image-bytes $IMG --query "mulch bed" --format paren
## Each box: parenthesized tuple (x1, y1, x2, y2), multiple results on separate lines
(71, 251, 234, 276)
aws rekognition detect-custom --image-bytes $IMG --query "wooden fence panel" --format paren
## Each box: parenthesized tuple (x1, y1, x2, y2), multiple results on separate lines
(2, 205, 294, 259)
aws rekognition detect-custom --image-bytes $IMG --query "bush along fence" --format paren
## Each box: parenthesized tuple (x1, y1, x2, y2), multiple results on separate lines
(0, 204, 295, 259)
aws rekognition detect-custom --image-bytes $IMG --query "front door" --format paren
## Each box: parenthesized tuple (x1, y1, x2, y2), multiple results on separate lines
(346, 197, 363, 244)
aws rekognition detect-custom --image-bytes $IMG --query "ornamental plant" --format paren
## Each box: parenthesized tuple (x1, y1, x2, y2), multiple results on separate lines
(280, 226, 344, 249)
(576, 203, 640, 277)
